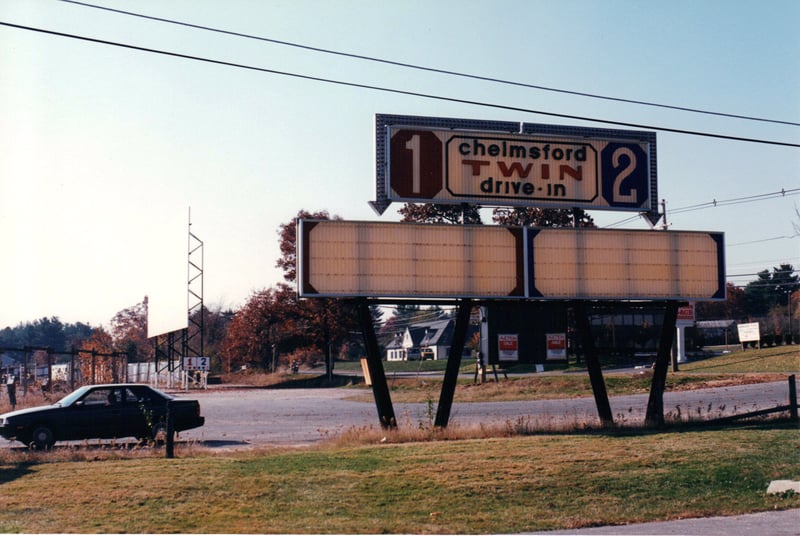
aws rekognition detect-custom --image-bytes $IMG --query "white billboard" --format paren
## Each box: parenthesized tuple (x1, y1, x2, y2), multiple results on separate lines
(146, 214, 188, 338)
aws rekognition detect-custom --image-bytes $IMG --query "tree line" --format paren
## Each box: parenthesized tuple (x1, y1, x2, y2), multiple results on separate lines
(1, 205, 797, 374)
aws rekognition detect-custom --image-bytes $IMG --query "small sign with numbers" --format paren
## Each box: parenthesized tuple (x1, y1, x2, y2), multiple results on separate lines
(183, 356, 210, 371)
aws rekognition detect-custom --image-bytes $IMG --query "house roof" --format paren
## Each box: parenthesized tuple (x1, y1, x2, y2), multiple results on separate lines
(696, 320, 736, 329)
(407, 319, 454, 347)
(385, 335, 405, 350)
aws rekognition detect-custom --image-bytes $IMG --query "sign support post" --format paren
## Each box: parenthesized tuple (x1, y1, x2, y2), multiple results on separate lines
(358, 300, 396, 429)
(646, 302, 680, 428)
(574, 302, 614, 428)
(435, 299, 472, 428)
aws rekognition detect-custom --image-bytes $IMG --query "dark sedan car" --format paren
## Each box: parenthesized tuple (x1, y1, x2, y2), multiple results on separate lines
(0, 383, 205, 449)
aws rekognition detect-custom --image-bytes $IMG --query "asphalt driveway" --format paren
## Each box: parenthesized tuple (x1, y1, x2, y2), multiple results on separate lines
(177, 379, 795, 448)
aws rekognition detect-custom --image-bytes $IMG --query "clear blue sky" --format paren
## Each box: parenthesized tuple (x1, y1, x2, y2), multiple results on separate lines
(1, 0, 798, 330)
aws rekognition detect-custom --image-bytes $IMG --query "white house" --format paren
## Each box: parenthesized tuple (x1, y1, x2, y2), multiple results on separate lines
(386, 318, 477, 361)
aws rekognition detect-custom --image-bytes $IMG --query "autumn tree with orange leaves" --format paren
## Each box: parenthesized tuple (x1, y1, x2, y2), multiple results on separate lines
(222, 210, 362, 378)
(110, 298, 151, 363)
(78, 327, 124, 384)
(222, 284, 299, 372)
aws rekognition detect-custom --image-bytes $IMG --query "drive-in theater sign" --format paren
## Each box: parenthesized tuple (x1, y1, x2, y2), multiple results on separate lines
(298, 113, 725, 430)
(370, 114, 660, 223)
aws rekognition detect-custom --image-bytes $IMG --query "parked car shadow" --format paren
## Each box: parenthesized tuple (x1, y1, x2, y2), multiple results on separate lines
(0, 462, 34, 485)
(197, 439, 251, 449)
(267, 373, 364, 389)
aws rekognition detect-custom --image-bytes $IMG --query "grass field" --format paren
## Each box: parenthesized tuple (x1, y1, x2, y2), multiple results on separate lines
(0, 346, 797, 533)
(0, 423, 798, 533)
(681, 344, 799, 374)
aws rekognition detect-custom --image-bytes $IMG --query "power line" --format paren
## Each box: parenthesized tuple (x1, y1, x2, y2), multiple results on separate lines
(728, 269, 798, 278)
(58, 0, 800, 128)
(377, 306, 453, 328)
(1, 20, 799, 149)
(728, 257, 800, 268)
(669, 189, 800, 215)
(604, 188, 800, 228)
(728, 234, 800, 247)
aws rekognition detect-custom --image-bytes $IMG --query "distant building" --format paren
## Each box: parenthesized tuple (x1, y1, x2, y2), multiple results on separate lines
(694, 320, 737, 346)
(0, 354, 23, 381)
(386, 318, 478, 361)
(385, 334, 406, 361)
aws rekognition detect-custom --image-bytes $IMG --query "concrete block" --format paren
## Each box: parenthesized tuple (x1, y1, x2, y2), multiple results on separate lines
(767, 480, 800, 494)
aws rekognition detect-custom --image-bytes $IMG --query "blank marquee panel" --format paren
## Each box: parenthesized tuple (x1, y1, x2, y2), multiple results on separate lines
(299, 220, 523, 298)
(298, 220, 724, 301)
(528, 229, 724, 300)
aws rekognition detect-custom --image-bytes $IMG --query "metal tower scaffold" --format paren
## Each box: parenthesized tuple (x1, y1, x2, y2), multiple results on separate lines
(186, 211, 204, 360)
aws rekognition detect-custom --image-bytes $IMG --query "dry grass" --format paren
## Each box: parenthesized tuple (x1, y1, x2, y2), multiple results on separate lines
(0, 424, 797, 533)
(347, 370, 791, 405)
(682, 344, 800, 373)
(0, 389, 53, 414)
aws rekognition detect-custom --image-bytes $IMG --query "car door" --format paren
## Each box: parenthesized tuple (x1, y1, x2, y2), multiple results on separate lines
(116, 386, 149, 439)
(58, 387, 114, 440)
(69, 387, 123, 440)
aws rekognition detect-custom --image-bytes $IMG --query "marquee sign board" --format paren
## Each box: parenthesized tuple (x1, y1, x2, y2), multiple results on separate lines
(372, 114, 659, 222)
(525, 228, 724, 300)
(298, 220, 524, 299)
(298, 220, 725, 301)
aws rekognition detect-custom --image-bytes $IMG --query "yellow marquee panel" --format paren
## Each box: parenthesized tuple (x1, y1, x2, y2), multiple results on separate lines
(528, 229, 723, 299)
(298, 221, 724, 301)
(299, 220, 522, 298)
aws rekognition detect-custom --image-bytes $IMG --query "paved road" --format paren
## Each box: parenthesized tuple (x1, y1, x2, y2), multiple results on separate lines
(177, 379, 796, 448)
(530, 508, 800, 535)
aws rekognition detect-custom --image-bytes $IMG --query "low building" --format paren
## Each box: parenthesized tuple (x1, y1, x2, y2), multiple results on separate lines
(385, 335, 407, 361)
(694, 319, 737, 346)
(387, 318, 477, 361)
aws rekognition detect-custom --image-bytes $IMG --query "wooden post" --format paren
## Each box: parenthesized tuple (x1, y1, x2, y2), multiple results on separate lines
(574, 302, 614, 428)
(789, 375, 798, 421)
(70, 347, 76, 392)
(358, 300, 396, 428)
(645, 302, 680, 428)
(435, 299, 472, 428)
(165, 400, 175, 459)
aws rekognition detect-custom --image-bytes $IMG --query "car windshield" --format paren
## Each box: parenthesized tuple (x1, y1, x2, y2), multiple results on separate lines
(55, 386, 92, 406)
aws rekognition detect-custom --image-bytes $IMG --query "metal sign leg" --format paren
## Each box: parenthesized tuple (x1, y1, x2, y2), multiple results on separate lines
(435, 299, 472, 428)
(358, 300, 396, 428)
(646, 302, 680, 428)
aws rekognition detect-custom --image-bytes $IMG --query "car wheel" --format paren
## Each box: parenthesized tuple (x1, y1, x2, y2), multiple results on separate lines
(30, 426, 55, 450)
